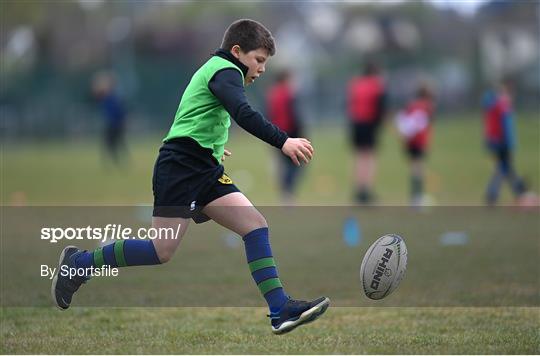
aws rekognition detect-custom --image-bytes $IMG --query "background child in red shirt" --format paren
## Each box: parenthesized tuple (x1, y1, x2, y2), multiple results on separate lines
(267, 69, 305, 205)
(347, 62, 387, 204)
(396, 84, 435, 206)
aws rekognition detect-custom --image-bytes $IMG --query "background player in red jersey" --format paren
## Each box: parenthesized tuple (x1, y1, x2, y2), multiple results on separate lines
(347, 62, 387, 204)
(266, 69, 305, 205)
(396, 83, 435, 206)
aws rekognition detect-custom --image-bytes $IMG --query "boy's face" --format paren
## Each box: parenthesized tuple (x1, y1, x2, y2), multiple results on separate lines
(231, 45, 269, 85)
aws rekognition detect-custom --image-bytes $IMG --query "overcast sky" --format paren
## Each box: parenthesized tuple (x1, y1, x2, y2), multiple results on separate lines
(428, 0, 491, 16)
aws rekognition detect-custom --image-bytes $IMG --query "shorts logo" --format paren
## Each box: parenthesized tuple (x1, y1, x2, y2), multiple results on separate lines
(190, 201, 196, 211)
(218, 174, 233, 185)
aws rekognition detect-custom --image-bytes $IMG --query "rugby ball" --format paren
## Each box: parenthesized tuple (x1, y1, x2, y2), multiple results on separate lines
(360, 234, 407, 300)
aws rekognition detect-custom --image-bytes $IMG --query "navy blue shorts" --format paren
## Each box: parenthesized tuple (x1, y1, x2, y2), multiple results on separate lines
(406, 145, 425, 159)
(152, 137, 240, 223)
(350, 121, 380, 149)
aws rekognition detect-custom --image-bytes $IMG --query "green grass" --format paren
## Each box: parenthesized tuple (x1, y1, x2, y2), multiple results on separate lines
(2, 207, 538, 308)
(2, 307, 539, 354)
(1, 112, 539, 353)
(2, 113, 538, 205)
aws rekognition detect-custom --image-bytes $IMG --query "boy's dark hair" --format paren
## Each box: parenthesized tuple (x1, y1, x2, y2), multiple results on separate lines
(499, 77, 514, 93)
(221, 19, 276, 56)
(417, 84, 433, 99)
(363, 61, 380, 76)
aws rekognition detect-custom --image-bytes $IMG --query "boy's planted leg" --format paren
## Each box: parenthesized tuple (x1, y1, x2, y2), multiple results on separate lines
(203, 192, 329, 334)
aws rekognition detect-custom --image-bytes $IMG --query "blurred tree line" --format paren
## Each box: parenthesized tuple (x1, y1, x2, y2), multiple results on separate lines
(1, 0, 538, 139)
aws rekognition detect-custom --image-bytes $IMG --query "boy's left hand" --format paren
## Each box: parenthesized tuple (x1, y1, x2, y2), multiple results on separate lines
(221, 149, 232, 162)
(282, 138, 314, 166)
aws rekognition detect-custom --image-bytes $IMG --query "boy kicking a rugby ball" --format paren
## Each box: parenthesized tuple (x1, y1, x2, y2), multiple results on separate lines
(52, 19, 329, 335)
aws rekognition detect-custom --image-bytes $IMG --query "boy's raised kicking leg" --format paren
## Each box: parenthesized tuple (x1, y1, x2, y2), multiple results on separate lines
(202, 192, 330, 335)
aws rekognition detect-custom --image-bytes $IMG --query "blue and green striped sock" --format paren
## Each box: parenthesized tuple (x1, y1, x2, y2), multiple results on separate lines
(74, 240, 161, 269)
(243, 227, 289, 313)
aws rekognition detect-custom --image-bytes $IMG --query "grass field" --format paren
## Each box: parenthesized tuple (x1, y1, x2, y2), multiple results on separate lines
(2, 308, 539, 354)
(3, 113, 539, 205)
(1, 113, 539, 354)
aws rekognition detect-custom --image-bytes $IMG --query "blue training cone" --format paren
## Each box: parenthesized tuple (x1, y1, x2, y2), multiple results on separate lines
(343, 217, 362, 247)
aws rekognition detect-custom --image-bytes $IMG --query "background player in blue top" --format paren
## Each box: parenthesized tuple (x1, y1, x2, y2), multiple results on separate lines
(482, 80, 527, 206)
(92, 71, 129, 167)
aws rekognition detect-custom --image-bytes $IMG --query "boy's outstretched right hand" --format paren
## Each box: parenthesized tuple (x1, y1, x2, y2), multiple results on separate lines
(281, 138, 314, 166)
